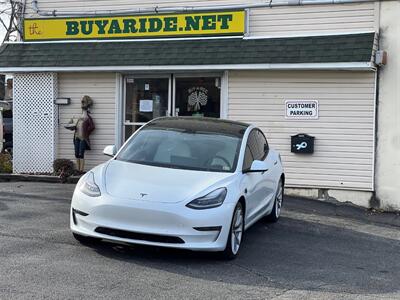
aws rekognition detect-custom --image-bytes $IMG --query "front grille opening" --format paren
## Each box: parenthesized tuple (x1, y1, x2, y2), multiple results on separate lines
(193, 226, 222, 232)
(72, 208, 88, 226)
(95, 227, 185, 244)
(72, 211, 77, 225)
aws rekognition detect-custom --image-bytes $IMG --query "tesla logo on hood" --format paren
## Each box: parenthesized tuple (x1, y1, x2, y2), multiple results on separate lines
(140, 193, 148, 198)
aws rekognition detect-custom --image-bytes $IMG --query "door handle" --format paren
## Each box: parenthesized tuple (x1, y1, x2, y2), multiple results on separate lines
(274, 161, 278, 165)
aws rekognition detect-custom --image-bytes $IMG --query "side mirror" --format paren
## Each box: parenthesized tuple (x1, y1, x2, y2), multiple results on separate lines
(245, 160, 269, 173)
(103, 145, 116, 157)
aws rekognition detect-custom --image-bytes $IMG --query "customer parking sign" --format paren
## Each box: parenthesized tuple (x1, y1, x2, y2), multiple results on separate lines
(285, 100, 319, 120)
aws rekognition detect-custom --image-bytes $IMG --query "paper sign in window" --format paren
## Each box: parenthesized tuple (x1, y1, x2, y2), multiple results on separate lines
(139, 100, 153, 112)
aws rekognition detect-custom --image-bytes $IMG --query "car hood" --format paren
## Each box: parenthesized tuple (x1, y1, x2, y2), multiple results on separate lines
(103, 160, 234, 203)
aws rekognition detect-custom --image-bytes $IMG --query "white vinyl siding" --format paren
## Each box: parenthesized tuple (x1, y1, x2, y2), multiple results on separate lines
(57, 73, 116, 169)
(24, 0, 258, 17)
(25, 2, 377, 37)
(249, 2, 377, 37)
(228, 70, 375, 191)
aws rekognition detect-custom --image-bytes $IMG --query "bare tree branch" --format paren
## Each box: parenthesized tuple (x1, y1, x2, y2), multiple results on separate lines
(1, 0, 23, 43)
(0, 17, 8, 30)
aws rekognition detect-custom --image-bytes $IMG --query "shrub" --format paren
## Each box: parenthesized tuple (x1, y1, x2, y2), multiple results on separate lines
(0, 152, 12, 173)
(53, 159, 75, 178)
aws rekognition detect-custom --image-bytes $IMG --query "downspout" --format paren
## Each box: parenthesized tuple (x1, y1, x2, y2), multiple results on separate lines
(371, 0, 381, 209)
(31, 0, 377, 17)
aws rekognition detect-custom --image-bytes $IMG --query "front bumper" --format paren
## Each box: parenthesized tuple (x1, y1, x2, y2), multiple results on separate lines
(70, 190, 236, 251)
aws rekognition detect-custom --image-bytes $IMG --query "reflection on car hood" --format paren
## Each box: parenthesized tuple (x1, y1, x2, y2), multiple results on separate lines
(104, 160, 234, 203)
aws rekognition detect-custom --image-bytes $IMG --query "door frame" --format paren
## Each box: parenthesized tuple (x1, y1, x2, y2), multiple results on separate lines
(122, 74, 172, 141)
(118, 71, 228, 146)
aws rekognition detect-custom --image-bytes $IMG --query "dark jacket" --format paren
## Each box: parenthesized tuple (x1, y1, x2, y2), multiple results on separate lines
(74, 114, 95, 149)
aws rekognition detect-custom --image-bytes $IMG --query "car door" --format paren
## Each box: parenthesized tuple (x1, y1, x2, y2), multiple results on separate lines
(254, 129, 275, 217)
(241, 129, 273, 223)
(255, 130, 279, 211)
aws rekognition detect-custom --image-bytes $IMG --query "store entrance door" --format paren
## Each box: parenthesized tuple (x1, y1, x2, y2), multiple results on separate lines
(123, 75, 221, 140)
(124, 76, 171, 140)
(174, 76, 221, 118)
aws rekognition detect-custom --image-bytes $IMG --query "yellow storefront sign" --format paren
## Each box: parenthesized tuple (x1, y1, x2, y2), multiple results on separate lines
(24, 11, 246, 41)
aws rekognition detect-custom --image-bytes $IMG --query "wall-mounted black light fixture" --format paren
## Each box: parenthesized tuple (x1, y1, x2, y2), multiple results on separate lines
(54, 98, 71, 105)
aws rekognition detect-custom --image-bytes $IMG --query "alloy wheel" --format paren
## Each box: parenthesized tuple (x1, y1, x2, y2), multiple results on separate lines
(275, 183, 283, 218)
(231, 205, 244, 255)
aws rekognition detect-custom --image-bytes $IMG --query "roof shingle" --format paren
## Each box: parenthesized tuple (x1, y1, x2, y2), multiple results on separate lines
(0, 33, 375, 68)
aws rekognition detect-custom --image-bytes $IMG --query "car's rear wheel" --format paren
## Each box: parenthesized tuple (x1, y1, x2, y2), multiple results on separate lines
(265, 179, 283, 223)
(72, 232, 101, 245)
(221, 202, 244, 260)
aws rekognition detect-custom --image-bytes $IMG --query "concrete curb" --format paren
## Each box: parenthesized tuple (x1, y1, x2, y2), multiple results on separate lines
(0, 173, 81, 184)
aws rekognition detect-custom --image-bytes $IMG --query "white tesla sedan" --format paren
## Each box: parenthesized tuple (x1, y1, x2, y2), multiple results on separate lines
(71, 117, 284, 259)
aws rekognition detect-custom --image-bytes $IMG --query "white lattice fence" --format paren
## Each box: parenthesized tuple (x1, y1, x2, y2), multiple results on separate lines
(13, 73, 58, 173)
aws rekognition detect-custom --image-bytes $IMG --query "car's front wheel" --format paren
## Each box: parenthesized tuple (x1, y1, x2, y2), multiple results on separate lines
(265, 179, 283, 223)
(221, 201, 244, 260)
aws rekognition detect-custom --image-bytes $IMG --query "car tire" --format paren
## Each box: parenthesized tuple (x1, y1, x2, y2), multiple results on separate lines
(265, 179, 284, 223)
(72, 232, 101, 245)
(221, 201, 244, 260)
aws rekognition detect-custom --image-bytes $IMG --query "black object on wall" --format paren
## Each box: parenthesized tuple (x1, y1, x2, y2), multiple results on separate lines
(291, 134, 315, 154)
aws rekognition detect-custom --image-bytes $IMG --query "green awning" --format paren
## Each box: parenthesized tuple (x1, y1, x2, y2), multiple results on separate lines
(0, 33, 375, 71)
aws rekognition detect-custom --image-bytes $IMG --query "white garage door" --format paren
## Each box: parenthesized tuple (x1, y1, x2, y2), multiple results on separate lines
(228, 70, 375, 191)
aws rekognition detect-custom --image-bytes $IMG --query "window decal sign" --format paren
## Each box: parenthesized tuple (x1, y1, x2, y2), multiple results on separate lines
(24, 11, 246, 41)
(285, 100, 319, 120)
(188, 87, 208, 111)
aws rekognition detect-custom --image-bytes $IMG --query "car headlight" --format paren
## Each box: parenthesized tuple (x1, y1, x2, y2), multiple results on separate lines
(79, 171, 101, 197)
(186, 188, 227, 210)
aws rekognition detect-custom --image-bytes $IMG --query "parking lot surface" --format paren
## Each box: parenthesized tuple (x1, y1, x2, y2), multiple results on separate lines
(0, 182, 399, 299)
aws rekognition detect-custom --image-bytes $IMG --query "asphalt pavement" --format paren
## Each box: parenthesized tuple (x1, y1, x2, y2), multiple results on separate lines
(0, 182, 399, 300)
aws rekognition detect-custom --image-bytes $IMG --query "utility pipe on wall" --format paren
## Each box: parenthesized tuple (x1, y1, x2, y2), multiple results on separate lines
(30, 0, 378, 17)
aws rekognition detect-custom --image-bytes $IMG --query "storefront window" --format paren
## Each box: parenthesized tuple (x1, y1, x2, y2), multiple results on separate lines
(123, 75, 222, 141)
(175, 77, 221, 118)
(125, 78, 169, 123)
(124, 125, 144, 139)
(124, 77, 169, 140)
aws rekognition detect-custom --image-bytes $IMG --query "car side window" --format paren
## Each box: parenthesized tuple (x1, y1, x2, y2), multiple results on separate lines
(249, 130, 266, 161)
(256, 129, 269, 159)
(243, 129, 270, 171)
(243, 130, 259, 171)
(243, 144, 254, 171)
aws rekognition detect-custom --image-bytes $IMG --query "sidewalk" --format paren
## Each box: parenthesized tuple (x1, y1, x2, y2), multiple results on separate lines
(0, 173, 81, 183)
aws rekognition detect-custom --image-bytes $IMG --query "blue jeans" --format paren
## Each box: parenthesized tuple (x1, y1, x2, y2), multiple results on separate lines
(74, 138, 88, 159)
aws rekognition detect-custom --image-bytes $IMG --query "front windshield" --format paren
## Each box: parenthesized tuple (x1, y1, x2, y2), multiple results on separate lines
(116, 128, 242, 173)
